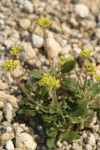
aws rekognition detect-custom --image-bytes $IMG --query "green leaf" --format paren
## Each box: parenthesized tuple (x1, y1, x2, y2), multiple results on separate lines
(69, 103, 88, 123)
(61, 78, 77, 92)
(69, 116, 81, 123)
(47, 138, 55, 148)
(63, 131, 80, 143)
(46, 128, 58, 137)
(25, 109, 35, 117)
(30, 69, 42, 79)
(61, 60, 76, 74)
(42, 115, 56, 123)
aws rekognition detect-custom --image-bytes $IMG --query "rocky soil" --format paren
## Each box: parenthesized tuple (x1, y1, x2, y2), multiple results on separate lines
(0, 0, 100, 150)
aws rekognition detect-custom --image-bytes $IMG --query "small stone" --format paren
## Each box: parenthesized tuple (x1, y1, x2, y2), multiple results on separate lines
(16, 132, 37, 150)
(20, 42, 36, 62)
(0, 133, 14, 143)
(23, 0, 34, 13)
(19, 18, 31, 29)
(84, 133, 96, 146)
(5, 140, 14, 150)
(85, 144, 92, 150)
(0, 91, 18, 108)
(75, 4, 90, 18)
(3, 103, 15, 123)
(46, 31, 62, 58)
(0, 80, 8, 90)
(57, 141, 62, 148)
(32, 34, 44, 48)
(0, 101, 4, 109)
(36, 125, 43, 132)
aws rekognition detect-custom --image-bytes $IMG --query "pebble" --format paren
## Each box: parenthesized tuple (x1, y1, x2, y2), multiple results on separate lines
(5, 140, 14, 150)
(20, 42, 36, 63)
(3, 103, 15, 123)
(75, 4, 90, 18)
(57, 141, 62, 148)
(0, 91, 18, 108)
(15, 132, 37, 150)
(46, 31, 62, 58)
(32, 34, 44, 48)
(19, 18, 31, 29)
(84, 133, 96, 146)
(23, 0, 34, 13)
(85, 144, 92, 150)
(0, 132, 14, 143)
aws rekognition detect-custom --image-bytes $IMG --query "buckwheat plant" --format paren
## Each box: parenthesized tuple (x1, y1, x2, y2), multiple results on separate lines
(2, 18, 100, 149)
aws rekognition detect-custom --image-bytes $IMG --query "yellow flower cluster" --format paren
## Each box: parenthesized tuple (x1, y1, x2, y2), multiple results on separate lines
(10, 45, 23, 58)
(59, 55, 74, 66)
(81, 50, 91, 59)
(36, 17, 52, 31)
(39, 73, 60, 90)
(84, 63, 96, 75)
(2, 59, 19, 71)
(95, 75, 100, 81)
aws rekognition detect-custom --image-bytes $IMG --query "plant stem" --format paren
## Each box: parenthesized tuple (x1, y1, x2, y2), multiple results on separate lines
(19, 59, 34, 91)
(11, 72, 35, 104)
(53, 90, 65, 122)
(83, 73, 88, 98)
(43, 31, 53, 71)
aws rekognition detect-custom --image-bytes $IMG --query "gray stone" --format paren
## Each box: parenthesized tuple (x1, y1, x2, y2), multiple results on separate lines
(23, 0, 34, 13)
(32, 34, 44, 48)
(5, 140, 14, 150)
(75, 4, 90, 18)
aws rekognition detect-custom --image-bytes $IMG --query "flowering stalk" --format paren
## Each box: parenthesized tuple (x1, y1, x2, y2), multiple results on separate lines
(83, 73, 88, 98)
(53, 90, 65, 122)
(44, 32, 53, 71)
(11, 72, 35, 104)
(19, 59, 34, 91)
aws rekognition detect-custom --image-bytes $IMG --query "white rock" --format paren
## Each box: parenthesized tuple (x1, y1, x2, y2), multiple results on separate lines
(5, 140, 14, 150)
(23, 0, 34, 13)
(0, 91, 18, 108)
(16, 132, 37, 150)
(46, 31, 62, 58)
(32, 34, 44, 48)
(75, 4, 90, 18)
(85, 144, 92, 150)
(19, 18, 31, 29)
(84, 133, 96, 146)
(3, 103, 15, 123)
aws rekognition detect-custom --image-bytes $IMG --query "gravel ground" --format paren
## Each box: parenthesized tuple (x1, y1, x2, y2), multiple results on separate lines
(0, 0, 100, 150)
